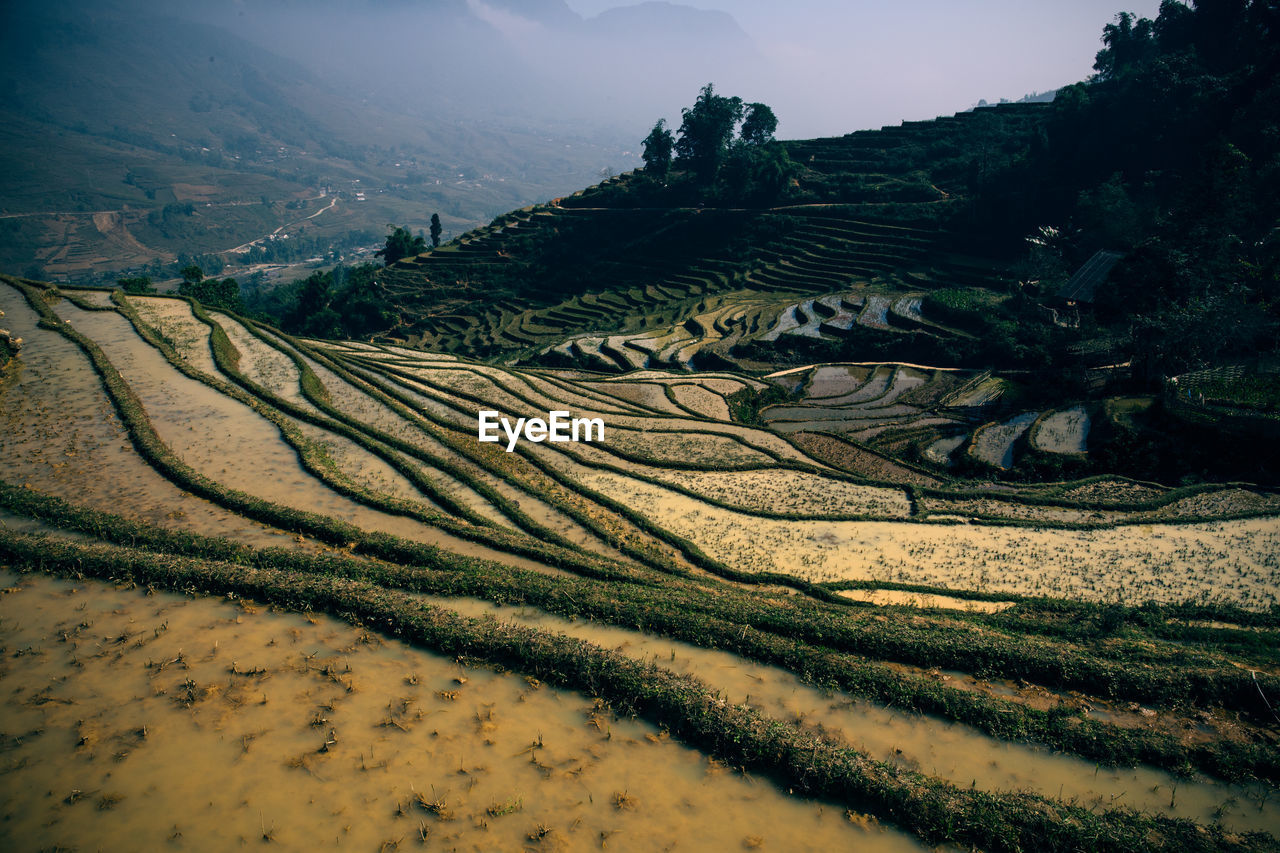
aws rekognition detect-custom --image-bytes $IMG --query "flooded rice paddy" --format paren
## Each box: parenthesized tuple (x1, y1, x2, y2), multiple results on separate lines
(402, 591, 1280, 835)
(48, 299, 565, 576)
(2, 284, 1278, 851)
(0, 286, 310, 550)
(0, 571, 926, 852)
(573, 469, 1280, 607)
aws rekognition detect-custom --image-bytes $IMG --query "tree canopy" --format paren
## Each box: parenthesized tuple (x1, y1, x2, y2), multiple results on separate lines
(247, 262, 397, 341)
(673, 84, 745, 181)
(176, 266, 243, 313)
(739, 103, 778, 146)
(641, 119, 675, 177)
(375, 226, 427, 266)
(116, 275, 155, 295)
(638, 84, 792, 199)
(970, 0, 1280, 381)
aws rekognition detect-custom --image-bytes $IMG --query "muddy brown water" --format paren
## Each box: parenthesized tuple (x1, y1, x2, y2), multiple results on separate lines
(409, 593, 1280, 835)
(126, 306, 460, 523)
(836, 588, 1015, 612)
(251, 330, 523, 533)
(128, 295, 221, 378)
(128, 302, 447, 524)
(0, 571, 927, 852)
(204, 309, 323, 416)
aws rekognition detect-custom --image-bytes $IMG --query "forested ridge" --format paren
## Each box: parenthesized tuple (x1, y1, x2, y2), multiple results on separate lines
(971, 0, 1280, 381)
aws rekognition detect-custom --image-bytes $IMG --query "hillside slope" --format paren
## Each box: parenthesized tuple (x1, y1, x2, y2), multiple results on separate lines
(0, 0, 636, 279)
(373, 102, 1051, 372)
(335, 0, 1278, 406)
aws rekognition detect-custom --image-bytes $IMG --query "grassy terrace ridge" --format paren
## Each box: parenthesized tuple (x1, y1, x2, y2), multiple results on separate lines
(3, 531, 1276, 853)
(3, 478, 1278, 789)
(2, 274, 1279, 849)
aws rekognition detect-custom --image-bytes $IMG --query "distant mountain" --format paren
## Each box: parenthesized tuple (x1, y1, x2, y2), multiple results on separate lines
(480, 0, 582, 28)
(586, 2, 752, 46)
(0, 0, 639, 279)
(0, 0, 769, 279)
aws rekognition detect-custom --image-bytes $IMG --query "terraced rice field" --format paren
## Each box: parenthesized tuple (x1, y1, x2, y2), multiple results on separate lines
(858, 294, 895, 329)
(971, 411, 1040, 469)
(804, 364, 873, 398)
(922, 434, 967, 466)
(2, 278, 1279, 852)
(761, 363, 965, 443)
(510, 284, 958, 375)
(366, 103, 1043, 387)
(1034, 405, 1092, 454)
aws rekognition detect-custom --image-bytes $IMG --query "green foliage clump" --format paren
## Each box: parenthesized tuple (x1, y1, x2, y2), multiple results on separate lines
(375, 225, 427, 266)
(921, 288, 990, 326)
(115, 275, 155, 295)
(176, 265, 242, 313)
(726, 384, 792, 425)
(628, 84, 798, 205)
(247, 262, 397, 341)
(642, 119, 674, 177)
(673, 83, 745, 181)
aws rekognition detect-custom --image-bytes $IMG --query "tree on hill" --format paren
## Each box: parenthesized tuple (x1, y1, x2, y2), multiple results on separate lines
(177, 266, 243, 313)
(641, 119, 675, 177)
(375, 225, 427, 266)
(674, 83, 744, 181)
(267, 263, 396, 340)
(644, 85, 786, 197)
(972, 0, 1280, 381)
(284, 271, 343, 339)
(430, 213, 443, 248)
(116, 275, 155, 294)
(1092, 12, 1156, 80)
(739, 102, 778, 146)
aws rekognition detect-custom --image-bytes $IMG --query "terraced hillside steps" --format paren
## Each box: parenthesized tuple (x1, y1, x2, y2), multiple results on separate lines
(371, 113, 1047, 370)
(3, 278, 1280, 853)
(526, 284, 974, 374)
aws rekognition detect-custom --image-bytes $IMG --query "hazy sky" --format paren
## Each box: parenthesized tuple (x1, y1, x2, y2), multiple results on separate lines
(564, 0, 1163, 137)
